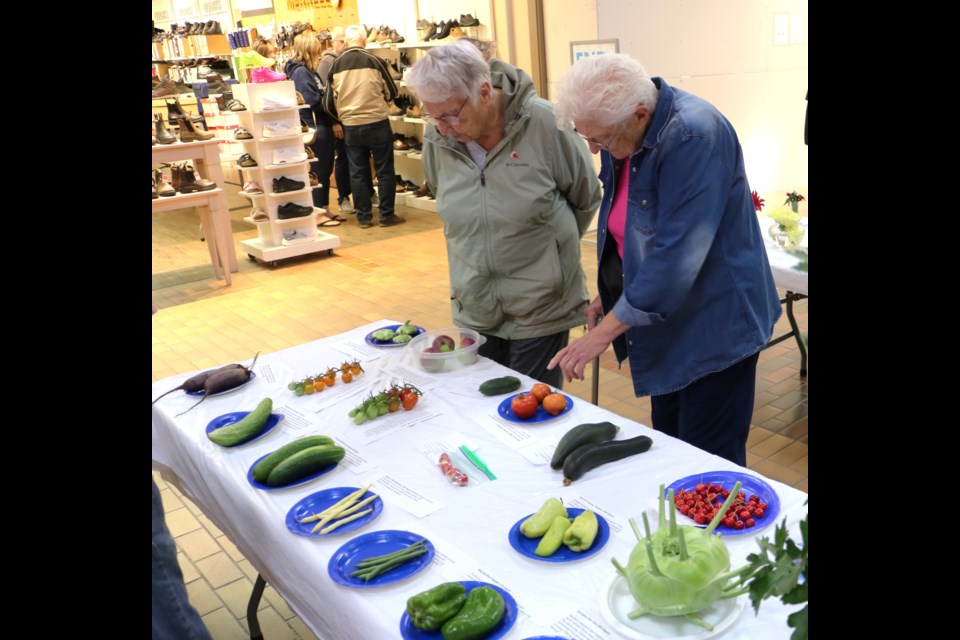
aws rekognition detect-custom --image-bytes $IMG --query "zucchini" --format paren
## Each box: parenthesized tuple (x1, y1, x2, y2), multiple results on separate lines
(207, 398, 273, 447)
(478, 376, 522, 396)
(550, 421, 620, 469)
(252, 435, 335, 483)
(562, 435, 654, 485)
(266, 444, 345, 487)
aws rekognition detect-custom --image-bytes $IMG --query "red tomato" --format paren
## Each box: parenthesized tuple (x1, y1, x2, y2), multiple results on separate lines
(400, 388, 419, 411)
(510, 393, 539, 419)
(542, 393, 567, 416)
(530, 383, 552, 404)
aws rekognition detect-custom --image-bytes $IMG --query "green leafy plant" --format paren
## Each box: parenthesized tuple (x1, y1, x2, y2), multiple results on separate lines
(736, 508, 807, 640)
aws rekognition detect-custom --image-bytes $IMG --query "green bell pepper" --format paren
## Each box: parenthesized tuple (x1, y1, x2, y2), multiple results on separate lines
(406, 582, 467, 631)
(441, 585, 505, 640)
(562, 509, 599, 552)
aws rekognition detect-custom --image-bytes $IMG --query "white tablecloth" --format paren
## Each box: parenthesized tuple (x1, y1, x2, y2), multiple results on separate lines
(152, 320, 808, 640)
(759, 214, 808, 296)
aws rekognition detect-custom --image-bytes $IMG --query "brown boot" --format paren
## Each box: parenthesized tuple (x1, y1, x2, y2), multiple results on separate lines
(177, 162, 217, 193)
(177, 115, 214, 142)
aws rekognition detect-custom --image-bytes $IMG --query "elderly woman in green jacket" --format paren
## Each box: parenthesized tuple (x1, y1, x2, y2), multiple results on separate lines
(404, 40, 601, 388)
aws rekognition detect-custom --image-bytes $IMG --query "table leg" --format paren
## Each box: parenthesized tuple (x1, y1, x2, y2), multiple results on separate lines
(784, 292, 807, 376)
(195, 205, 225, 281)
(591, 356, 600, 405)
(247, 573, 266, 640)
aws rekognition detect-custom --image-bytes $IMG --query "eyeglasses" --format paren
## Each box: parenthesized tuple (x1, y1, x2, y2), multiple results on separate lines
(574, 126, 620, 150)
(421, 96, 469, 127)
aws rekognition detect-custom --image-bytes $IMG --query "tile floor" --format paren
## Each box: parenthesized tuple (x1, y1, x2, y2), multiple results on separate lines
(152, 178, 808, 639)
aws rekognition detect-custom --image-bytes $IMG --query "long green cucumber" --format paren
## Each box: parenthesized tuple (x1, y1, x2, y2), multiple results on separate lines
(266, 444, 345, 487)
(562, 435, 654, 485)
(550, 421, 620, 469)
(207, 398, 273, 447)
(478, 376, 522, 396)
(252, 435, 335, 483)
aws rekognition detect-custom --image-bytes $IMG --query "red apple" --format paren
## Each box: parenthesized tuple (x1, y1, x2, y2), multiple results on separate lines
(432, 335, 455, 352)
(419, 346, 445, 372)
(460, 336, 476, 348)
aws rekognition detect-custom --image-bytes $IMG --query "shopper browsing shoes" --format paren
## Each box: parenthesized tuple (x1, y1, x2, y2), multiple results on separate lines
(323, 25, 404, 229)
(404, 39, 601, 387)
(284, 32, 346, 222)
(317, 26, 355, 216)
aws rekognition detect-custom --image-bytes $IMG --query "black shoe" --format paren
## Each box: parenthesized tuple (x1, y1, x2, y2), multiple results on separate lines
(277, 202, 314, 219)
(379, 214, 406, 227)
(459, 14, 480, 26)
(359, 219, 374, 229)
(273, 176, 306, 193)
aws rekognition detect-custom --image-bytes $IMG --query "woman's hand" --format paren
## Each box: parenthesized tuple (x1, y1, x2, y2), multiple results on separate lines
(585, 295, 603, 329)
(548, 307, 629, 382)
(333, 124, 344, 139)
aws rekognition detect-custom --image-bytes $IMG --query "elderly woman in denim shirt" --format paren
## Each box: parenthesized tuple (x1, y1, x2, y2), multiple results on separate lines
(548, 54, 782, 465)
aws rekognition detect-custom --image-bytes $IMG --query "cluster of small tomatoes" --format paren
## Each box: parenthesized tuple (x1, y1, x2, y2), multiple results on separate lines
(511, 383, 567, 419)
(348, 384, 423, 425)
(673, 482, 768, 530)
(288, 361, 364, 396)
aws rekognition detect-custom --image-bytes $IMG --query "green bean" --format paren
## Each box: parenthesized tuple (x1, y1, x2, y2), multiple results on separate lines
(351, 546, 428, 580)
(354, 540, 425, 569)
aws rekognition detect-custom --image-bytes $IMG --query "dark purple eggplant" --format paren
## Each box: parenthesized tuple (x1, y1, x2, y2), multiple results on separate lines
(175, 353, 260, 416)
(152, 363, 244, 405)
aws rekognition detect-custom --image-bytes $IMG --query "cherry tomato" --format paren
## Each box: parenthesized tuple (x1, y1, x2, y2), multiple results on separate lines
(530, 383, 551, 404)
(341, 371, 354, 383)
(542, 393, 567, 416)
(323, 374, 336, 387)
(754, 508, 765, 518)
(400, 389, 419, 411)
(313, 379, 325, 392)
(387, 397, 401, 412)
(510, 393, 539, 419)
(745, 518, 756, 528)
(733, 520, 745, 530)
(739, 509, 752, 520)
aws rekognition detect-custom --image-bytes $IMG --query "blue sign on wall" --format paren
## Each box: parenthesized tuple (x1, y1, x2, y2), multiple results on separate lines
(570, 39, 620, 64)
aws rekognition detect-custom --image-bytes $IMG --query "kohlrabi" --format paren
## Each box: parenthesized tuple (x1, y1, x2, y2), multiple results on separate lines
(611, 482, 750, 631)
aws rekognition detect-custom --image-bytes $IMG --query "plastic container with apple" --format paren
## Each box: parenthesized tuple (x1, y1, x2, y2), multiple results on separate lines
(404, 327, 487, 373)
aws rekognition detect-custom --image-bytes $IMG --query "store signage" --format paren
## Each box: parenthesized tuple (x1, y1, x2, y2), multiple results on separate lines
(202, 0, 225, 13)
(569, 39, 620, 65)
(153, 0, 174, 24)
(173, 0, 201, 19)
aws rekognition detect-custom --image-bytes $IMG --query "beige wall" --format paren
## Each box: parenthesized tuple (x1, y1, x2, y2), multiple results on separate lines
(542, 0, 808, 197)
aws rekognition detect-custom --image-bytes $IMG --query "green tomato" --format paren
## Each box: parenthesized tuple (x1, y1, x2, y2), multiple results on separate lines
(353, 412, 368, 425)
(366, 404, 380, 420)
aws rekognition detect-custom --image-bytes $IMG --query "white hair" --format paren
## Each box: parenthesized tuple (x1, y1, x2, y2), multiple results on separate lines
(555, 53, 659, 129)
(403, 39, 491, 105)
(344, 24, 365, 45)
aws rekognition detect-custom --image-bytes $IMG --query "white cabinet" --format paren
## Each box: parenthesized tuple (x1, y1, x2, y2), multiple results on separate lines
(231, 81, 341, 266)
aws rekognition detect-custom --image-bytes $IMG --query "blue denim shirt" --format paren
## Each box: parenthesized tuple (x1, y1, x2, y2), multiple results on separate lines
(597, 78, 782, 397)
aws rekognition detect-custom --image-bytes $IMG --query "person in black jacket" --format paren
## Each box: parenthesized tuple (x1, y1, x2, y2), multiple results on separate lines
(317, 26, 355, 215)
(284, 33, 345, 223)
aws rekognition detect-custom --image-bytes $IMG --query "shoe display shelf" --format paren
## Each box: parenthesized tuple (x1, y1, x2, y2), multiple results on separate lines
(152, 138, 237, 285)
(231, 81, 340, 267)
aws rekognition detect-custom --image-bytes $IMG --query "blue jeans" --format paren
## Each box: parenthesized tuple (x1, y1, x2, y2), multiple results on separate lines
(650, 352, 759, 466)
(479, 330, 570, 389)
(343, 119, 396, 222)
(152, 478, 212, 640)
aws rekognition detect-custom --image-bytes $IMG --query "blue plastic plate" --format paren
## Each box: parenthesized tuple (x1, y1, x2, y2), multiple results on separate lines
(328, 530, 434, 588)
(205, 411, 282, 447)
(286, 487, 383, 538)
(185, 371, 256, 396)
(508, 507, 610, 562)
(497, 393, 574, 424)
(664, 471, 781, 537)
(365, 324, 425, 347)
(246, 451, 339, 491)
(399, 581, 518, 640)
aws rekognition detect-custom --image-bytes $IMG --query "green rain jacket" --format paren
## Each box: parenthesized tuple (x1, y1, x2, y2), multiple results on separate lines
(421, 60, 601, 339)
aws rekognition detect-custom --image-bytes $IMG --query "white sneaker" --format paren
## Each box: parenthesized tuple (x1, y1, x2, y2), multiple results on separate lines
(262, 120, 299, 138)
(261, 94, 297, 110)
(338, 198, 356, 214)
(273, 147, 308, 165)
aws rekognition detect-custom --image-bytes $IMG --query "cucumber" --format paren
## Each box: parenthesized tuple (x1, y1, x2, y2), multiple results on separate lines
(266, 444, 346, 487)
(207, 398, 273, 447)
(252, 435, 335, 483)
(550, 421, 620, 469)
(478, 376, 522, 396)
(562, 435, 654, 485)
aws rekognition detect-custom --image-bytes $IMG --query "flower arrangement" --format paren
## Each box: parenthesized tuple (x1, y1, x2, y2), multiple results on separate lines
(752, 190, 765, 212)
(784, 191, 805, 212)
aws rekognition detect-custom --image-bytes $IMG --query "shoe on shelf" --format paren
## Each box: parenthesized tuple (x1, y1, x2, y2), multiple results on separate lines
(282, 229, 312, 245)
(261, 94, 297, 110)
(250, 66, 287, 83)
(177, 162, 217, 193)
(234, 127, 253, 140)
(203, 72, 230, 95)
(309, 172, 319, 186)
(241, 180, 264, 195)
(338, 198, 356, 214)
(304, 145, 316, 160)
(152, 77, 179, 98)
(154, 169, 176, 197)
(177, 115, 215, 142)
(273, 147, 308, 165)
(379, 214, 406, 227)
(154, 114, 177, 144)
(251, 208, 269, 222)
(459, 13, 480, 26)
(238, 153, 258, 167)
(237, 49, 275, 69)
(262, 120, 300, 138)
(273, 176, 306, 193)
(414, 182, 431, 197)
(225, 98, 247, 111)
(277, 202, 314, 219)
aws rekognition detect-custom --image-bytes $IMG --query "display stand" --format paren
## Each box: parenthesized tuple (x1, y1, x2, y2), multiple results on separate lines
(231, 81, 340, 267)
(152, 138, 237, 285)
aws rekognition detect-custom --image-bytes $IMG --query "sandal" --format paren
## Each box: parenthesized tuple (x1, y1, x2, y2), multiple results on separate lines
(330, 214, 347, 222)
(317, 215, 342, 227)
(226, 98, 247, 112)
(238, 153, 258, 167)
(235, 127, 253, 140)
